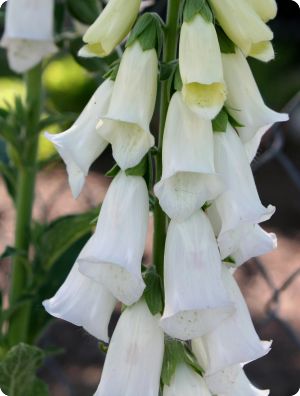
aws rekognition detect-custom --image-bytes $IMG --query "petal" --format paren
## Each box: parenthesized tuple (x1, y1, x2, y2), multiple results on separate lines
(160, 210, 234, 340)
(154, 92, 223, 221)
(78, 172, 149, 305)
(43, 263, 116, 342)
(95, 300, 164, 396)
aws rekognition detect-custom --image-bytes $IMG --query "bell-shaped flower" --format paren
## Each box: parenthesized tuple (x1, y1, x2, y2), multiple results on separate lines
(154, 92, 223, 221)
(206, 364, 270, 395)
(43, 262, 116, 342)
(248, 40, 274, 63)
(94, 300, 164, 396)
(207, 125, 275, 260)
(78, 171, 148, 306)
(192, 265, 271, 374)
(1, 0, 57, 73)
(222, 49, 289, 161)
(247, 0, 277, 22)
(98, 42, 157, 170)
(45, 79, 114, 198)
(208, 0, 273, 57)
(79, 0, 141, 58)
(179, 14, 226, 119)
(222, 224, 277, 267)
(160, 210, 234, 341)
(163, 363, 212, 396)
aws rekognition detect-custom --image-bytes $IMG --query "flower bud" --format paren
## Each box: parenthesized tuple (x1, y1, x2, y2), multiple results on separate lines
(1, 0, 57, 73)
(208, 0, 273, 57)
(192, 265, 271, 374)
(179, 15, 226, 119)
(98, 42, 157, 170)
(43, 262, 116, 342)
(247, 0, 278, 22)
(163, 363, 211, 396)
(206, 125, 275, 261)
(95, 300, 164, 396)
(154, 92, 223, 221)
(79, 172, 149, 306)
(160, 210, 234, 341)
(79, 0, 141, 58)
(222, 49, 289, 161)
(45, 79, 114, 198)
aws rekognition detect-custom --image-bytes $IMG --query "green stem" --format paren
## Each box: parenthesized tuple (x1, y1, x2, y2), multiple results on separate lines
(9, 63, 43, 345)
(153, 0, 181, 280)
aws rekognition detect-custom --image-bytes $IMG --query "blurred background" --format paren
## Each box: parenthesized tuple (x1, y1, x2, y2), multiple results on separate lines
(0, 0, 300, 395)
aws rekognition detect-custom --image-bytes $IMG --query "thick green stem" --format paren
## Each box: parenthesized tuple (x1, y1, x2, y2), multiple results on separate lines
(153, 0, 181, 280)
(9, 63, 42, 345)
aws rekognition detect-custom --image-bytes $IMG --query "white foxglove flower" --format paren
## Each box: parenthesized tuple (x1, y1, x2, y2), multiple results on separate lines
(154, 92, 223, 221)
(1, 0, 57, 73)
(247, 0, 277, 22)
(192, 265, 271, 374)
(94, 300, 164, 396)
(43, 263, 116, 342)
(163, 363, 211, 396)
(206, 364, 270, 395)
(223, 224, 277, 267)
(160, 210, 234, 341)
(208, 0, 273, 57)
(98, 42, 157, 170)
(248, 41, 274, 63)
(78, 172, 148, 305)
(79, 0, 141, 58)
(179, 14, 226, 119)
(222, 50, 289, 161)
(207, 125, 275, 260)
(45, 79, 114, 198)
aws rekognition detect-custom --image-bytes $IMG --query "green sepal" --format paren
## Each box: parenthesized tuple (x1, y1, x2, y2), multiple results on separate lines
(183, 0, 213, 23)
(67, 0, 101, 25)
(174, 65, 183, 92)
(126, 13, 165, 54)
(202, 202, 212, 211)
(143, 268, 164, 315)
(212, 108, 228, 133)
(216, 26, 236, 54)
(160, 60, 178, 81)
(103, 59, 121, 81)
(105, 163, 121, 177)
(125, 155, 148, 177)
(227, 111, 245, 128)
(223, 255, 236, 265)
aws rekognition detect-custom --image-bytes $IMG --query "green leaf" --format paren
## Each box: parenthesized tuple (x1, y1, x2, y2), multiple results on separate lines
(216, 26, 236, 54)
(125, 155, 148, 177)
(105, 163, 121, 177)
(0, 246, 18, 260)
(37, 209, 99, 270)
(183, 347, 205, 377)
(102, 59, 121, 81)
(0, 343, 48, 396)
(161, 339, 186, 386)
(223, 256, 236, 265)
(143, 268, 164, 315)
(212, 108, 228, 133)
(126, 13, 165, 53)
(202, 201, 212, 211)
(0, 162, 17, 202)
(183, 0, 213, 23)
(160, 61, 178, 81)
(67, 0, 100, 25)
(54, 2, 66, 35)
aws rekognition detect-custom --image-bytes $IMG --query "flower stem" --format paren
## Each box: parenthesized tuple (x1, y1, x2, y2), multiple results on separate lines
(9, 63, 43, 346)
(153, 0, 181, 280)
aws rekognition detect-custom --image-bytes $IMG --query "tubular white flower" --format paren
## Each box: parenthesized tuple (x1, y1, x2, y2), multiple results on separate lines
(206, 364, 270, 396)
(179, 14, 226, 119)
(163, 363, 211, 396)
(98, 42, 157, 170)
(207, 125, 275, 260)
(78, 172, 148, 305)
(222, 50, 289, 161)
(249, 41, 274, 63)
(208, 0, 273, 57)
(192, 265, 271, 374)
(45, 79, 114, 198)
(79, 0, 141, 58)
(1, 0, 57, 73)
(43, 263, 116, 342)
(247, 0, 277, 22)
(94, 300, 164, 396)
(160, 210, 234, 341)
(154, 92, 223, 221)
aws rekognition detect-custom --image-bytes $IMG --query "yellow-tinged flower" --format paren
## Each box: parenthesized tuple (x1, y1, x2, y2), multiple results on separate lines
(79, 0, 141, 58)
(208, 0, 273, 57)
(179, 14, 226, 119)
(247, 0, 278, 22)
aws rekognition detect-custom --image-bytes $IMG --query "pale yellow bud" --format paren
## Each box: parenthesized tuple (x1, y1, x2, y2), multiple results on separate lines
(247, 0, 278, 22)
(79, 0, 141, 58)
